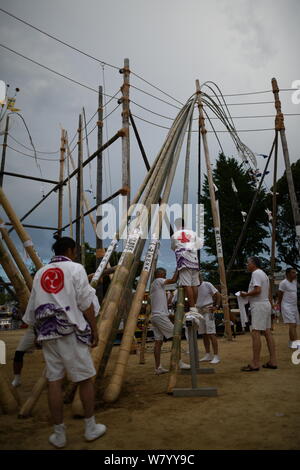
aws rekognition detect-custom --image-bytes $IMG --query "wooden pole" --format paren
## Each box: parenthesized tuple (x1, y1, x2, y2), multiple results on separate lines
(0, 238, 30, 312)
(76, 114, 83, 262)
(0, 187, 43, 270)
(96, 85, 103, 265)
(167, 287, 185, 394)
(57, 128, 66, 236)
(102, 100, 195, 403)
(270, 131, 279, 296)
(0, 217, 32, 290)
(80, 113, 85, 267)
(272, 78, 300, 252)
(121, 58, 131, 220)
(65, 133, 73, 238)
(195, 80, 232, 340)
(0, 115, 9, 187)
(0, 368, 19, 414)
(18, 369, 47, 418)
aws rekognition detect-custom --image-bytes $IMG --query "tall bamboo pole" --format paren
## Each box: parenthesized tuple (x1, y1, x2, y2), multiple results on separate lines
(65, 133, 73, 238)
(0, 238, 30, 312)
(167, 287, 185, 394)
(0, 187, 43, 270)
(121, 58, 131, 221)
(0, 217, 32, 290)
(270, 131, 279, 296)
(0, 369, 19, 414)
(76, 114, 83, 262)
(0, 115, 9, 187)
(80, 113, 85, 267)
(195, 80, 232, 339)
(96, 86, 103, 264)
(272, 78, 300, 252)
(57, 128, 66, 236)
(72, 102, 192, 415)
(103, 99, 195, 403)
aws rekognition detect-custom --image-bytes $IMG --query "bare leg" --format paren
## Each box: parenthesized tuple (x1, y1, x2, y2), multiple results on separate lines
(251, 330, 261, 368)
(154, 340, 163, 369)
(79, 378, 95, 419)
(210, 334, 218, 355)
(264, 329, 277, 366)
(289, 323, 298, 342)
(203, 334, 210, 353)
(192, 286, 198, 306)
(184, 286, 195, 308)
(48, 379, 64, 425)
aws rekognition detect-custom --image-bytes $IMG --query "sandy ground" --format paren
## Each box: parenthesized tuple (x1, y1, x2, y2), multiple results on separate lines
(0, 322, 300, 451)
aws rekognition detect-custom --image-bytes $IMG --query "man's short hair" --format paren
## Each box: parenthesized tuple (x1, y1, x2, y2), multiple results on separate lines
(52, 237, 76, 256)
(286, 267, 296, 275)
(155, 267, 166, 276)
(248, 256, 262, 268)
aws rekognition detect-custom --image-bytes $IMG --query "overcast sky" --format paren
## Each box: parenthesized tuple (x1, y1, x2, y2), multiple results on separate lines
(0, 0, 299, 276)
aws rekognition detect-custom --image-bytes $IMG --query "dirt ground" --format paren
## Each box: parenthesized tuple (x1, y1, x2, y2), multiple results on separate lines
(0, 322, 299, 451)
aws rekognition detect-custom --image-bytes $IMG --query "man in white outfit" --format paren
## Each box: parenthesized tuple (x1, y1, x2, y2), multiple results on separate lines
(240, 256, 277, 371)
(23, 237, 106, 448)
(150, 268, 190, 375)
(196, 274, 222, 364)
(278, 267, 299, 348)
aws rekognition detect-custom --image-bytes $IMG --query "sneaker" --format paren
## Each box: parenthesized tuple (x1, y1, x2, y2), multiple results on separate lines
(155, 367, 168, 375)
(199, 353, 213, 362)
(12, 375, 21, 387)
(84, 416, 106, 442)
(210, 355, 220, 364)
(49, 424, 66, 449)
(179, 360, 190, 370)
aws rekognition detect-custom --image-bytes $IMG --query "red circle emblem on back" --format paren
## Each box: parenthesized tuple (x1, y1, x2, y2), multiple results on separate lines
(41, 268, 64, 294)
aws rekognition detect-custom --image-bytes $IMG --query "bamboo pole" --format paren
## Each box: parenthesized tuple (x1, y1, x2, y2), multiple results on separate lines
(90, 103, 190, 287)
(121, 58, 131, 218)
(103, 100, 195, 403)
(76, 114, 83, 262)
(18, 369, 47, 418)
(80, 113, 85, 267)
(272, 78, 300, 252)
(270, 131, 279, 296)
(57, 128, 66, 235)
(0, 115, 9, 187)
(0, 217, 32, 290)
(195, 80, 232, 340)
(71, 101, 192, 415)
(0, 368, 19, 414)
(96, 85, 103, 264)
(0, 187, 43, 270)
(65, 133, 73, 238)
(167, 287, 185, 394)
(0, 238, 30, 312)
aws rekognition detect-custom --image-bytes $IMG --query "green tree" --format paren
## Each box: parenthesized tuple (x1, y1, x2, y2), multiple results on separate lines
(272, 159, 300, 271)
(201, 153, 270, 292)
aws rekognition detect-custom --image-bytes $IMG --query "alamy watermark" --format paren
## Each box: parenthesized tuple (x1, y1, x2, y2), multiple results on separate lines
(291, 80, 300, 105)
(291, 340, 300, 365)
(96, 200, 205, 246)
(0, 340, 6, 364)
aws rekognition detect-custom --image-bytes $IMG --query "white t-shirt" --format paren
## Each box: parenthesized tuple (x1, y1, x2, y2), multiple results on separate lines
(196, 281, 218, 308)
(248, 268, 270, 304)
(171, 229, 200, 271)
(279, 279, 298, 307)
(150, 277, 169, 316)
(23, 256, 98, 342)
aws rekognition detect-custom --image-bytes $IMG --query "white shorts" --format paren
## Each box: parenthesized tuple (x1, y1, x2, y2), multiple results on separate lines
(281, 304, 300, 324)
(250, 301, 272, 331)
(151, 314, 174, 341)
(197, 309, 216, 335)
(178, 268, 199, 287)
(42, 333, 96, 383)
(16, 326, 36, 352)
